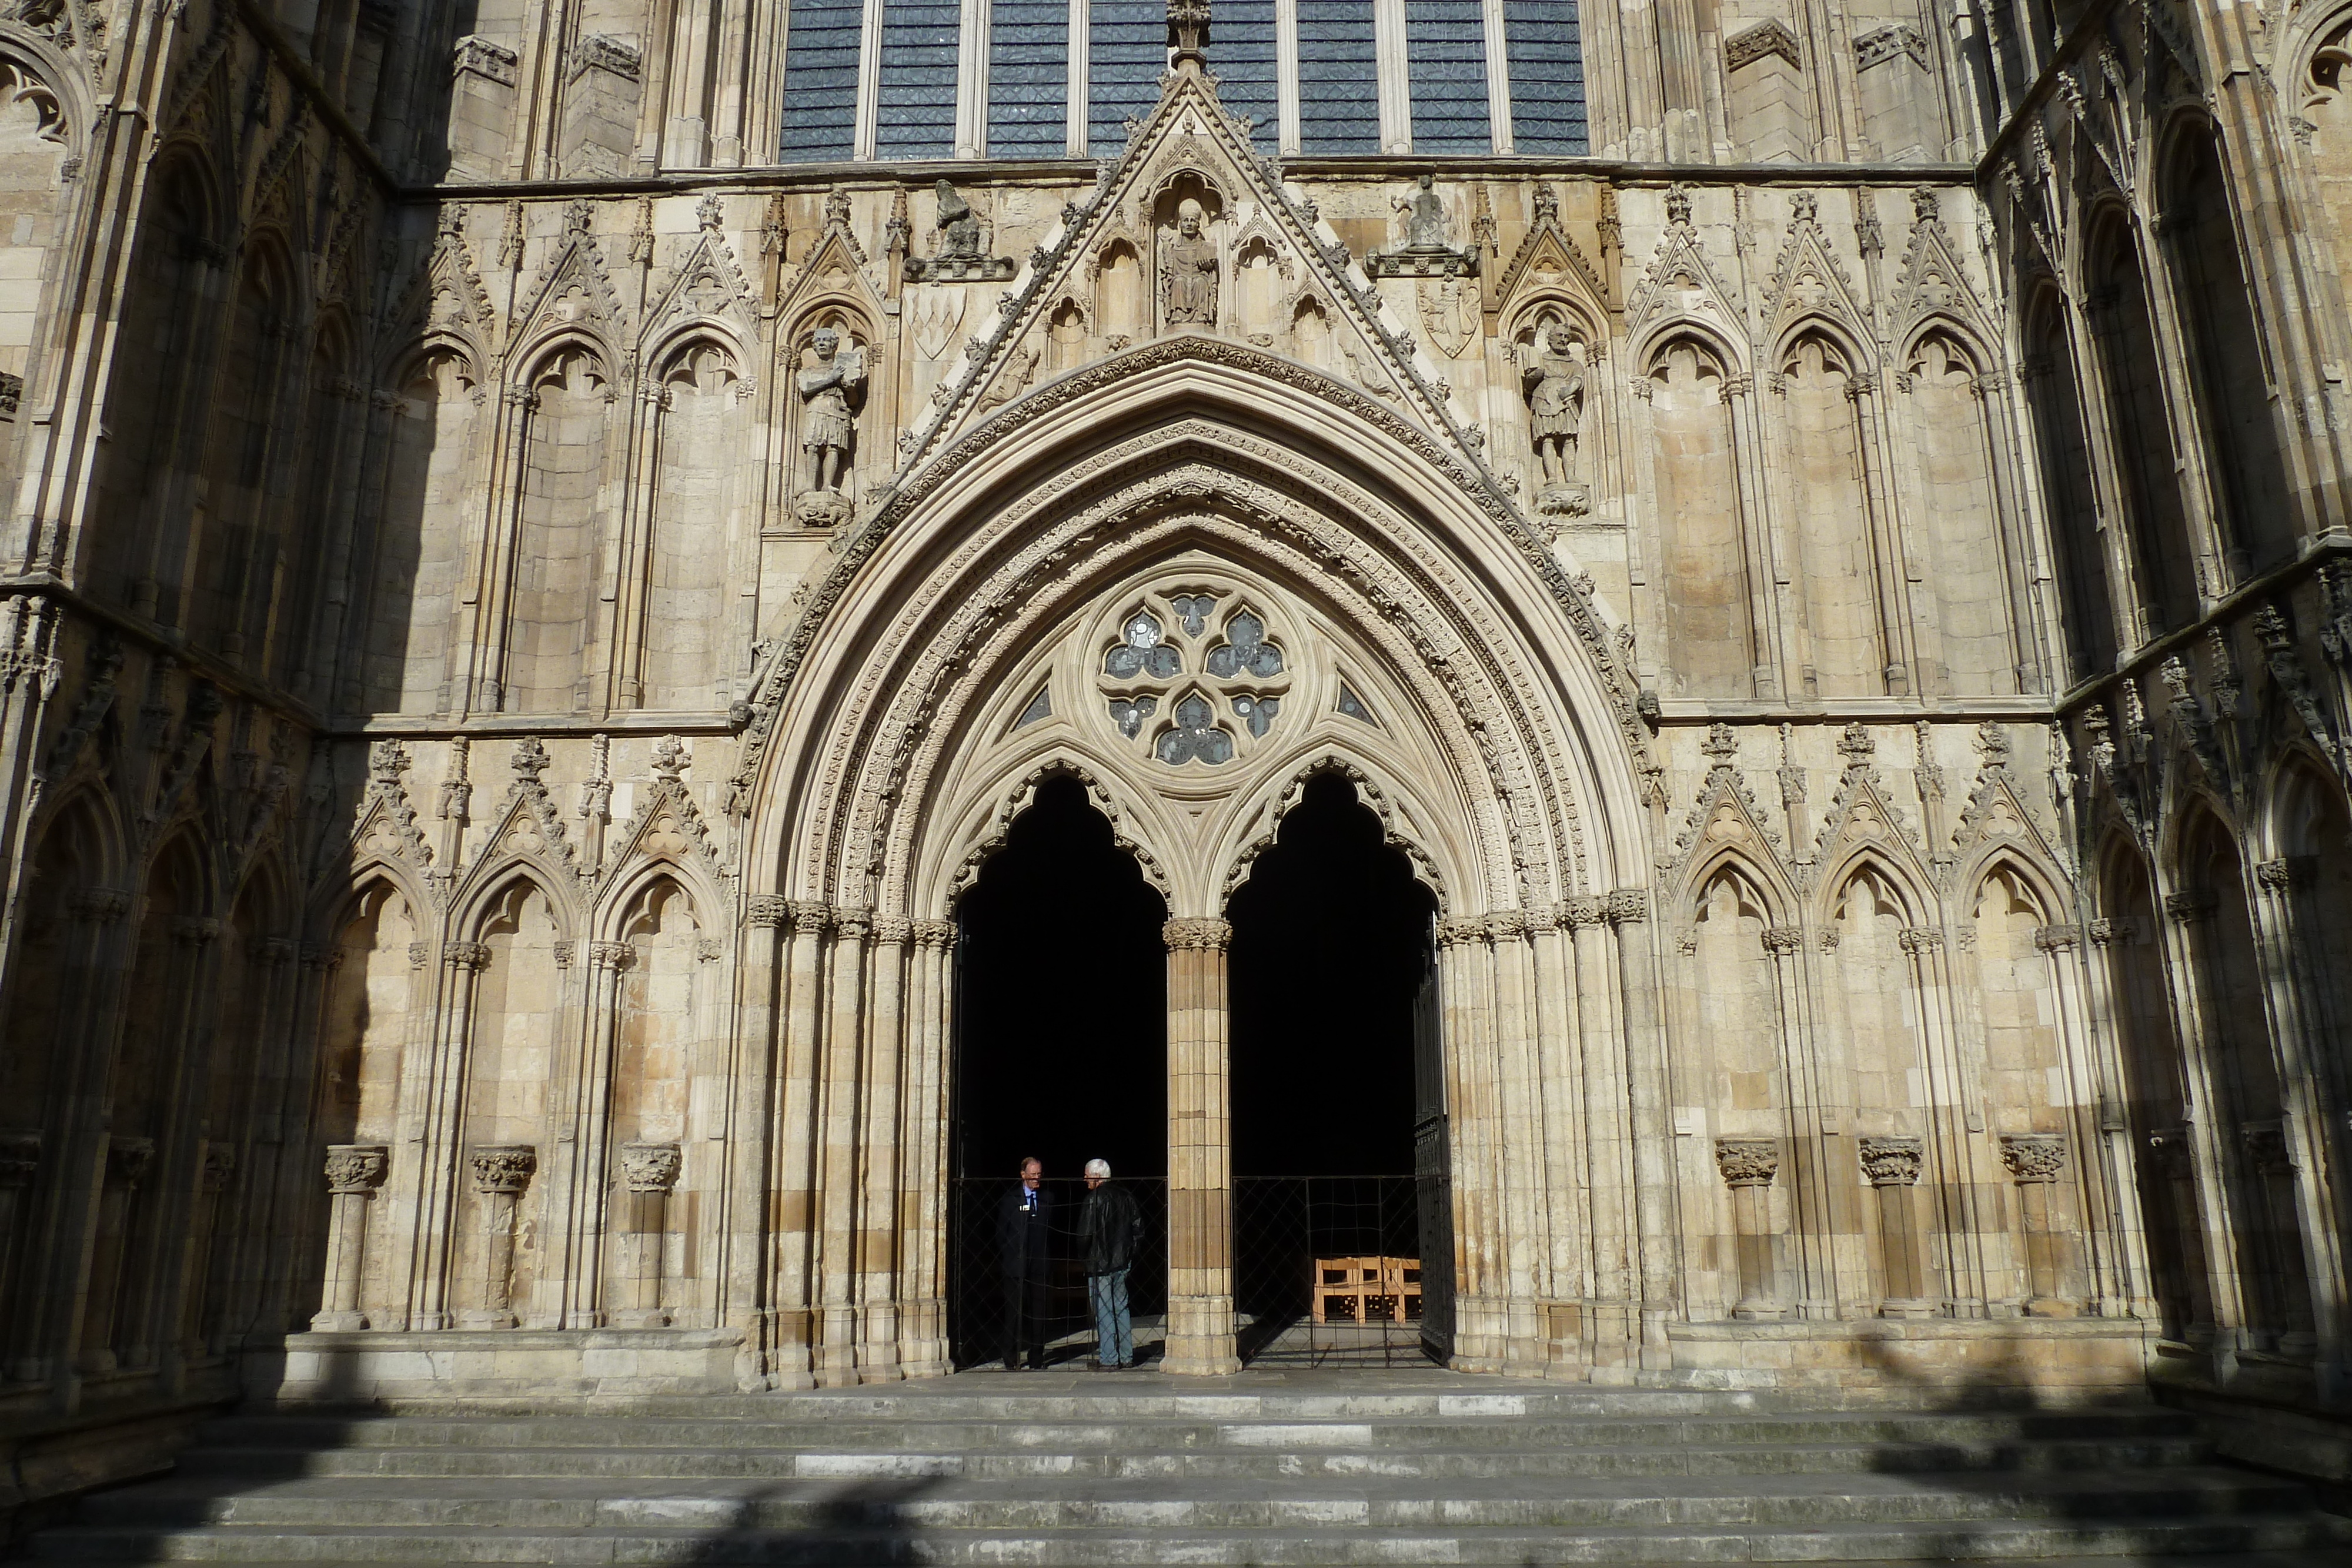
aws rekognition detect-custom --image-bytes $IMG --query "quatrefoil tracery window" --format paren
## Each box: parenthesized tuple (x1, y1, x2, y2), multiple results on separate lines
(1096, 590, 1291, 766)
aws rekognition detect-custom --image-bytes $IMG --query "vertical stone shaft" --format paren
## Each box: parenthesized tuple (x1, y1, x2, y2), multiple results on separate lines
(462, 1145, 536, 1328)
(1162, 917, 1238, 1376)
(315, 1145, 390, 1330)
(1860, 1136, 1928, 1315)
(898, 920, 956, 1378)
(813, 910, 868, 1387)
(856, 918, 909, 1382)
(1715, 1138, 1783, 1319)
(729, 898, 786, 1389)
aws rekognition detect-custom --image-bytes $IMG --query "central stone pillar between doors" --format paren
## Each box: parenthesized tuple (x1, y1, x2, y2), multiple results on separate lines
(1163, 917, 1240, 1375)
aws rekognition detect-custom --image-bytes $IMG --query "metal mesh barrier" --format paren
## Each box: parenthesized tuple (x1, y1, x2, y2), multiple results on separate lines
(1232, 1175, 1436, 1367)
(947, 1177, 1168, 1370)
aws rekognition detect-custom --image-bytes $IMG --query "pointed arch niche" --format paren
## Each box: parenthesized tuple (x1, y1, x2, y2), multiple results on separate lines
(1775, 328, 1889, 698)
(629, 336, 746, 710)
(1640, 333, 1755, 697)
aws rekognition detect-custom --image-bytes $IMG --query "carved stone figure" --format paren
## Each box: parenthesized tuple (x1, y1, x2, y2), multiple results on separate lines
(1160, 200, 1218, 326)
(904, 182, 1017, 282)
(1400, 173, 1450, 252)
(1522, 325, 1588, 516)
(1366, 174, 1478, 279)
(797, 327, 865, 510)
(936, 179, 981, 260)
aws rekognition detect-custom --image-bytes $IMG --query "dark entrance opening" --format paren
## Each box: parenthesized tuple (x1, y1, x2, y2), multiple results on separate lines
(948, 775, 1167, 1368)
(1228, 772, 1444, 1365)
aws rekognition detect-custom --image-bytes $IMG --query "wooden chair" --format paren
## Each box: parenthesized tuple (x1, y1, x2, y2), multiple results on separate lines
(1311, 1255, 1423, 1323)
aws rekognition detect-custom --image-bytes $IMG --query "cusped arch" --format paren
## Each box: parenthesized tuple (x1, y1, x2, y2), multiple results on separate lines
(1770, 314, 1874, 380)
(1632, 319, 1746, 383)
(1683, 844, 1795, 933)
(942, 757, 1175, 910)
(459, 865, 576, 948)
(1217, 754, 1451, 913)
(1819, 844, 1933, 931)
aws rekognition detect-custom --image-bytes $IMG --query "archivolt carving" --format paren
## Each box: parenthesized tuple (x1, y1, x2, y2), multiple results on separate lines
(747, 337, 1651, 813)
(810, 435, 1587, 915)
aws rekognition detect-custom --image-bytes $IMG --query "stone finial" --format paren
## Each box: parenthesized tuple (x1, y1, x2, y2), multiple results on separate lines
(1713, 1138, 1780, 1189)
(651, 735, 688, 781)
(324, 1145, 391, 1194)
(620, 1142, 683, 1194)
(1997, 1133, 2067, 1184)
(1859, 1135, 1923, 1188)
(468, 1145, 538, 1195)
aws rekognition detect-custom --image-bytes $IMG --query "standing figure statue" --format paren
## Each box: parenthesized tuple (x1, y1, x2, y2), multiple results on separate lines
(797, 327, 865, 495)
(1160, 199, 1218, 326)
(1523, 323, 1586, 489)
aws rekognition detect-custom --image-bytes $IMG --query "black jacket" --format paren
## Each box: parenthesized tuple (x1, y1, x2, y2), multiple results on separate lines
(997, 1183, 1053, 1277)
(1078, 1181, 1142, 1276)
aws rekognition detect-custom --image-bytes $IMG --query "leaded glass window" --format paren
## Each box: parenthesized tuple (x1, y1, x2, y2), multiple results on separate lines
(1104, 611, 1182, 680)
(1205, 611, 1283, 679)
(877, 0, 961, 159)
(1090, 0, 1164, 152)
(1504, 0, 1588, 153)
(781, 0, 861, 161)
(1406, 0, 1491, 153)
(1214, 0, 1280, 148)
(1156, 693, 1235, 765)
(989, 0, 1069, 158)
(1296, 0, 1379, 153)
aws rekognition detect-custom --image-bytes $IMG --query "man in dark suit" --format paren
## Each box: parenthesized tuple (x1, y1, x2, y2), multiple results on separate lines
(997, 1156, 1053, 1370)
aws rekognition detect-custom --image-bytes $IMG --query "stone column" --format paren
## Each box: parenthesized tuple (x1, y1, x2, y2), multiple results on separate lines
(2146, 1128, 2216, 1342)
(769, 901, 831, 1388)
(0, 1131, 40, 1358)
(1859, 1135, 1933, 1317)
(614, 1142, 681, 1327)
(857, 918, 910, 1383)
(814, 909, 868, 1388)
(314, 1145, 390, 1330)
(2243, 1124, 2318, 1360)
(181, 1145, 236, 1356)
(1611, 890, 1678, 1366)
(79, 1135, 155, 1373)
(1999, 1133, 2075, 1317)
(459, 1145, 536, 1329)
(1163, 917, 1238, 1376)
(899, 918, 957, 1378)
(729, 896, 787, 1389)
(1714, 1137, 1783, 1320)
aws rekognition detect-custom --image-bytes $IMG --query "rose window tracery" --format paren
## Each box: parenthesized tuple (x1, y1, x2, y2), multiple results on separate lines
(1094, 589, 1292, 766)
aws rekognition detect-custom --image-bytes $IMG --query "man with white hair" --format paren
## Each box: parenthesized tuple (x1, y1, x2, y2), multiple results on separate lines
(1078, 1158, 1143, 1370)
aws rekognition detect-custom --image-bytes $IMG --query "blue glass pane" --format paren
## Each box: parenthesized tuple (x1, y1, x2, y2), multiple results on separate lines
(1090, 0, 1163, 153)
(877, 0, 960, 159)
(782, 0, 861, 161)
(1504, 0, 1586, 153)
(1297, 0, 1378, 153)
(990, 0, 1069, 157)
(1406, 0, 1490, 153)
(1214, 0, 1278, 149)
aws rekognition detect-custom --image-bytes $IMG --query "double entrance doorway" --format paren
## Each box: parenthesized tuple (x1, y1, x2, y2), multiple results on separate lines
(946, 774, 1449, 1370)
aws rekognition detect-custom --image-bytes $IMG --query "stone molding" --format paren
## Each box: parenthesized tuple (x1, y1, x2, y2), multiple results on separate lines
(0, 1129, 40, 1186)
(107, 1136, 155, 1188)
(1853, 22, 1928, 72)
(453, 35, 518, 88)
(1726, 18, 1802, 72)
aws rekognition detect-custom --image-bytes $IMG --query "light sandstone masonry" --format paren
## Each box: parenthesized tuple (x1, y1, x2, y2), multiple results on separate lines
(0, 0, 2349, 1530)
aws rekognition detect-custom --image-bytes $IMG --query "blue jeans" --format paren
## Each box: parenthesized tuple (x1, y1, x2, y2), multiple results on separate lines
(1088, 1268, 1132, 1366)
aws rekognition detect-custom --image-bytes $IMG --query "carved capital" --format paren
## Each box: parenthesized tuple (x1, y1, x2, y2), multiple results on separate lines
(324, 1144, 390, 1194)
(833, 910, 872, 943)
(2146, 1129, 2194, 1181)
(2255, 857, 2305, 891)
(590, 941, 634, 971)
(69, 887, 132, 925)
(912, 918, 958, 949)
(746, 895, 789, 928)
(108, 1135, 156, 1189)
(870, 917, 915, 946)
(1606, 889, 1649, 926)
(452, 34, 519, 88)
(467, 1144, 537, 1196)
(2032, 924, 2081, 952)
(1859, 1135, 1923, 1187)
(1714, 1137, 1780, 1189)
(1897, 927, 1944, 954)
(201, 1144, 236, 1193)
(619, 1141, 682, 1193)
(1998, 1132, 2067, 1184)
(789, 900, 833, 935)
(1761, 925, 1805, 954)
(1162, 917, 1232, 952)
(172, 915, 222, 946)
(1484, 910, 1529, 940)
(1558, 895, 1608, 928)
(0, 1129, 41, 1187)
(2243, 1123, 2296, 1176)
(446, 941, 492, 971)
(2163, 891, 2217, 925)
(2085, 918, 2125, 948)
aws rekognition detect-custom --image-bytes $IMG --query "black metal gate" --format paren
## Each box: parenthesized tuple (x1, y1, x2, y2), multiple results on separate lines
(946, 1176, 1169, 1369)
(1412, 939, 1455, 1358)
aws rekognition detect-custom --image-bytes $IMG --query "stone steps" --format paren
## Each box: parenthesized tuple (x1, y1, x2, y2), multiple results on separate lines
(24, 1374, 2351, 1566)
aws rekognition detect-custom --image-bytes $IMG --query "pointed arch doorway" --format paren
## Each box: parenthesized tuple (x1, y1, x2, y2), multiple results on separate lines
(1228, 773, 1449, 1365)
(947, 776, 1169, 1370)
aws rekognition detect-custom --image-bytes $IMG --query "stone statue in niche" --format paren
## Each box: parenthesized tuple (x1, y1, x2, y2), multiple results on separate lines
(1522, 325, 1590, 519)
(794, 327, 865, 525)
(905, 180, 1016, 282)
(1160, 199, 1219, 326)
(1365, 174, 1478, 280)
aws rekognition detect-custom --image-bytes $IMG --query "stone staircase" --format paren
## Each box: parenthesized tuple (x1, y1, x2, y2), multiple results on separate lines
(21, 1369, 2351, 1565)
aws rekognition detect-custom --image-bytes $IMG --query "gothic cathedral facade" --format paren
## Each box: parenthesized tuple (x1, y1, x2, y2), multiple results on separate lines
(0, 0, 2350, 1516)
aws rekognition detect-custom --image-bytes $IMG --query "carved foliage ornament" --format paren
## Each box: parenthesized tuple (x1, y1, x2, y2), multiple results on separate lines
(1714, 1137, 1780, 1188)
(1859, 1136, 1923, 1187)
(619, 1141, 683, 1193)
(1997, 1133, 2067, 1184)
(468, 1144, 538, 1195)
(324, 1144, 390, 1193)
